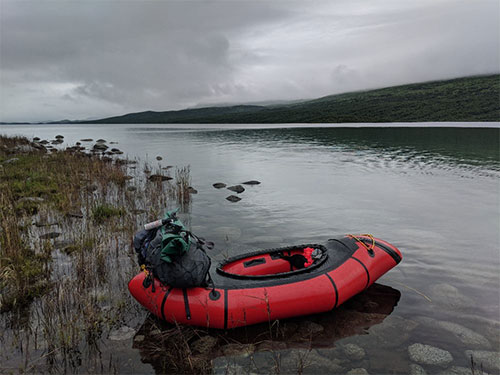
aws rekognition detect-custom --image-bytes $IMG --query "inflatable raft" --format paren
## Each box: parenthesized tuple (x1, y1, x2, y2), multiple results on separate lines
(128, 235, 402, 329)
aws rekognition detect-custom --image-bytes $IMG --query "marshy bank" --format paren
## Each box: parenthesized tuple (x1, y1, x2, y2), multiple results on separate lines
(0, 134, 195, 372)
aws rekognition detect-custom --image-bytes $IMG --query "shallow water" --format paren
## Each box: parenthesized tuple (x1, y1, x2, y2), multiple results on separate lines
(1, 123, 499, 374)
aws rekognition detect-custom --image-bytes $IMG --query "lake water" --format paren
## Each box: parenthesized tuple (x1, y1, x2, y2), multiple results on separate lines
(1, 123, 499, 374)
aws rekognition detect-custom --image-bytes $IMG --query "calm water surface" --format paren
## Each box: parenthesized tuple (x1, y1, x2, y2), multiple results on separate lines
(1, 123, 499, 373)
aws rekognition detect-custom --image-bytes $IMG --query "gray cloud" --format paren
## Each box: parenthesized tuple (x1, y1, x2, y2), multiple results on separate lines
(0, 0, 498, 122)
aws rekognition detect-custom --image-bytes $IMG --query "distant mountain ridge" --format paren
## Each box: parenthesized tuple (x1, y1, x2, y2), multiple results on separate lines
(86, 74, 499, 124)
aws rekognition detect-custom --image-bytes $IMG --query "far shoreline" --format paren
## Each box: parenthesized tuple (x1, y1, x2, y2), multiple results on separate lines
(1, 122, 499, 129)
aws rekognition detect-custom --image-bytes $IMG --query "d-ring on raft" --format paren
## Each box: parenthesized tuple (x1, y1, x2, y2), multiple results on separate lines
(128, 235, 402, 329)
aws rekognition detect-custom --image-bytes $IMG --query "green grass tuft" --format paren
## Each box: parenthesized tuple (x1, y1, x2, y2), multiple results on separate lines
(92, 204, 125, 224)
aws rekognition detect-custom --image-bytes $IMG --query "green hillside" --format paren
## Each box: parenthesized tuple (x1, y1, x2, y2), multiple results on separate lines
(92, 75, 500, 124)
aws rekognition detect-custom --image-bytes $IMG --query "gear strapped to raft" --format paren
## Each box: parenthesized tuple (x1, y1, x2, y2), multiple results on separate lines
(133, 210, 213, 289)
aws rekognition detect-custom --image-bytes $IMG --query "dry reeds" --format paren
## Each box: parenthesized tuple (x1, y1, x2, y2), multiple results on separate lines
(0, 134, 193, 372)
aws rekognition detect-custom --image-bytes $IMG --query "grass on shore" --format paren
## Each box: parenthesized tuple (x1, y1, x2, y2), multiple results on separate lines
(0, 134, 193, 372)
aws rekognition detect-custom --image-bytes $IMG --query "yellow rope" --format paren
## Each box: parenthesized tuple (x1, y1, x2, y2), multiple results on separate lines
(348, 233, 375, 252)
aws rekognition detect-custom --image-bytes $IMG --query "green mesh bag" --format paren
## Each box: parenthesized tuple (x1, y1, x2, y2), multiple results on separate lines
(160, 211, 190, 263)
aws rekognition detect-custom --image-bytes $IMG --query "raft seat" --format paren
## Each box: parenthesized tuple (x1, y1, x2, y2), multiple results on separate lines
(221, 248, 314, 277)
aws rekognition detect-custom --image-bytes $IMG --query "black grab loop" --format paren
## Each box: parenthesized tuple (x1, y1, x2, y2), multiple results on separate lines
(182, 288, 191, 320)
(142, 274, 152, 288)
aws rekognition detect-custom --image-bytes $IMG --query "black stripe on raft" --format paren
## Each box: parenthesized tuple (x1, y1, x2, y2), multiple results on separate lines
(224, 289, 228, 330)
(351, 257, 370, 289)
(324, 273, 339, 308)
(161, 287, 173, 321)
(375, 242, 402, 264)
(182, 288, 191, 320)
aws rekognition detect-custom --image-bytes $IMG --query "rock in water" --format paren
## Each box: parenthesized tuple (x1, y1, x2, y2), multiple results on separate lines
(438, 366, 475, 375)
(108, 326, 136, 341)
(342, 343, 366, 360)
(416, 316, 490, 349)
(213, 182, 226, 189)
(39, 232, 61, 240)
(227, 185, 245, 194)
(188, 187, 198, 194)
(34, 220, 59, 227)
(408, 343, 453, 367)
(226, 195, 241, 202)
(367, 315, 419, 348)
(241, 180, 261, 185)
(92, 143, 108, 151)
(429, 283, 474, 309)
(18, 197, 44, 203)
(67, 210, 84, 218)
(279, 348, 346, 374)
(409, 364, 427, 375)
(296, 320, 324, 335)
(148, 174, 172, 182)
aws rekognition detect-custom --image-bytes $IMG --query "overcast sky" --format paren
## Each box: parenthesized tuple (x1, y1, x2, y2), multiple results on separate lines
(0, 0, 498, 122)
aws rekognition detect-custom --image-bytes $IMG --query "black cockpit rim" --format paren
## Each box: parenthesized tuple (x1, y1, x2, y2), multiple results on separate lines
(216, 244, 328, 280)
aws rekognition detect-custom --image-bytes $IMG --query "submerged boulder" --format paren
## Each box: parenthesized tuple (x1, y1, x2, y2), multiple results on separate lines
(342, 343, 366, 360)
(408, 343, 453, 367)
(416, 316, 491, 349)
(227, 185, 245, 194)
(429, 283, 474, 309)
(409, 364, 427, 375)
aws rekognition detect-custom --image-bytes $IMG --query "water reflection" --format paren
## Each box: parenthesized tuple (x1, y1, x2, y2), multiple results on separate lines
(186, 127, 500, 170)
(132, 283, 400, 373)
